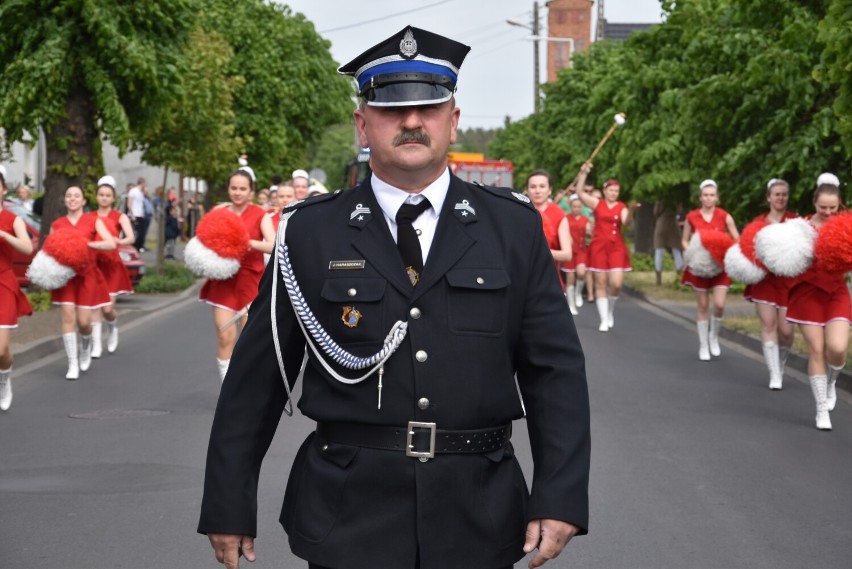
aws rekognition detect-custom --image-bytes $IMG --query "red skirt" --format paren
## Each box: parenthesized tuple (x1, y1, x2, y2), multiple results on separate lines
(97, 256, 133, 296)
(199, 266, 263, 313)
(681, 268, 732, 291)
(786, 279, 852, 326)
(0, 269, 32, 327)
(743, 273, 794, 309)
(562, 248, 588, 272)
(588, 238, 632, 272)
(50, 266, 112, 309)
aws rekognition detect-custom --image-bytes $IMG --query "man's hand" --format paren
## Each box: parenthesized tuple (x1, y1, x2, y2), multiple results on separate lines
(523, 519, 579, 568)
(208, 533, 256, 569)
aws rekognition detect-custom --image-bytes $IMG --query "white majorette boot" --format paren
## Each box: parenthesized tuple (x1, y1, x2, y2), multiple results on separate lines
(607, 296, 619, 329)
(63, 333, 79, 380)
(0, 368, 12, 411)
(217, 358, 230, 383)
(107, 320, 119, 353)
(809, 374, 832, 430)
(575, 282, 584, 307)
(763, 341, 783, 390)
(709, 315, 722, 357)
(79, 335, 93, 372)
(91, 321, 103, 359)
(566, 285, 578, 316)
(595, 298, 609, 332)
(697, 320, 711, 361)
(827, 364, 843, 412)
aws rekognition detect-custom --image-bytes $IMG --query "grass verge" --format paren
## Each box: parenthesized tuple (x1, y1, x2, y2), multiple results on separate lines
(134, 262, 198, 294)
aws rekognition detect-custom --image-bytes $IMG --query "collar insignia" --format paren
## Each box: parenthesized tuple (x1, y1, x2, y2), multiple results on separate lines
(349, 203, 372, 227)
(399, 29, 418, 58)
(453, 199, 477, 223)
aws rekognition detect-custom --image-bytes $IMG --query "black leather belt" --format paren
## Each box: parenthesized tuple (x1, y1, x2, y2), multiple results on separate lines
(316, 421, 512, 460)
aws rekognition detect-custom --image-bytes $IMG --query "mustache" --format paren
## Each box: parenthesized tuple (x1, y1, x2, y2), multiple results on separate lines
(393, 130, 431, 146)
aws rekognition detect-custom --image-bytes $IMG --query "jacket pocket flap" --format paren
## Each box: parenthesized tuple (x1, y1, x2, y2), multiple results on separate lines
(321, 278, 386, 302)
(447, 268, 510, 290)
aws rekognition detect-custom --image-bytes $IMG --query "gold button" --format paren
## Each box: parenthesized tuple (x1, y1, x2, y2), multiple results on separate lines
(347, 288, 357, 297)
(418, 397, 430, 410)
(416, 350, 428, 362)
(476, 277, 485, 285)
(409, 307, 422, 319)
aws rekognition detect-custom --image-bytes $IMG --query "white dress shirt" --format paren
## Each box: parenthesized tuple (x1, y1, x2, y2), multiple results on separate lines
(371, 168, 449, 264)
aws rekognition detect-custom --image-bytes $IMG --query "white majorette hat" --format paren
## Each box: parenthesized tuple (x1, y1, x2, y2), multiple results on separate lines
(699, 179, 717, 190)
(0, 165, 6, 181)
(292, 169, 309, 181)
(766, 178, 783, 190)
(97, 175, 117, 190)
(238, 166, 256, 183)
(816, 172, 840, 188)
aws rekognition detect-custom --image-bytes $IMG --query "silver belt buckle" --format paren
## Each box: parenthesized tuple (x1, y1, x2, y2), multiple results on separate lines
(406, 421, 436, 460)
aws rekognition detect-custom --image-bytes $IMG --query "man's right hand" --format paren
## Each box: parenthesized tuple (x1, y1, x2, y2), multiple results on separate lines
(208, 533, 256, 569)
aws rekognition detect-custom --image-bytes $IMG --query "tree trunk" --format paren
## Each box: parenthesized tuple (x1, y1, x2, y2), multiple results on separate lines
(632, 201, 656, 256)
(157, 166, 169, 276)
(41, 82, 97, 244)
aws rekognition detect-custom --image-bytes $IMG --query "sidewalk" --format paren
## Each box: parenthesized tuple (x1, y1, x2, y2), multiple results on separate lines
(11, 241, 199, 370)
(622, 283, 852, 396)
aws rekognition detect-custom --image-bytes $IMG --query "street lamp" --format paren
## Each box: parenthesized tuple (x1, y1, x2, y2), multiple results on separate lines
(506, 2, 541, 113)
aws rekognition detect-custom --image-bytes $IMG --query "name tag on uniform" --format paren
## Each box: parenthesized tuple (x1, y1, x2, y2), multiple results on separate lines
(329, 260, 366, 270)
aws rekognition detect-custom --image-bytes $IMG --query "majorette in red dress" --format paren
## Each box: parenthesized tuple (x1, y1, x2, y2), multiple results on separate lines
(49, 215, 112, 309)
(0, 209, 33, 327)
(87, 209, 133, 296)
(743, 211, 798, 309)
(198, 204, 267, 313)
(588, 200, 632, 272)
(681, 208, 732, 290)
(562, 213, 589, 272)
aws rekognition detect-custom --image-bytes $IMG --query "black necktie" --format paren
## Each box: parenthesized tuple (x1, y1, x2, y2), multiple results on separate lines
(395, 198, 431, 285)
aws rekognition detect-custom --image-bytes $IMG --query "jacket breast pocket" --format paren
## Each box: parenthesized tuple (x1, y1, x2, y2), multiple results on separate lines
(446, 268, 510, 336)
(318, 277, 387, 347)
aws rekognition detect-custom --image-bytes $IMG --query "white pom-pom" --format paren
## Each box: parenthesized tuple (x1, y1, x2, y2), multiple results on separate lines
(684, 233, 722, 278)
(724, 243, 766, 284)
(184, 237, 241, 280)
(27, 251, 75, 290)
(755, 218, 816, 277)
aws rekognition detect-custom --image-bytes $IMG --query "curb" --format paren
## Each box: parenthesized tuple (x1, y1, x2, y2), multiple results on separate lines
(622, 284, 852, 395)
(12, 281, 203, 371)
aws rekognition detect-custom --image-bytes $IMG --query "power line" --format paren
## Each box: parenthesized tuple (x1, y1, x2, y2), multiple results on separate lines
(319, 0, 457, 33)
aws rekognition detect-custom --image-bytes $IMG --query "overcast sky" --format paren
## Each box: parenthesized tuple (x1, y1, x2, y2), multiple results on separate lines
(280, 0, 663, 129)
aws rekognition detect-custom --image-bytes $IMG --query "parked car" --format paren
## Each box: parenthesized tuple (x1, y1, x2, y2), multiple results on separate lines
(3, 199, 145, 287)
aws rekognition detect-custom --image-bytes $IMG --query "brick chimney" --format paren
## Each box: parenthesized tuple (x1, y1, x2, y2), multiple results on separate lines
(545, 0, 594, 82)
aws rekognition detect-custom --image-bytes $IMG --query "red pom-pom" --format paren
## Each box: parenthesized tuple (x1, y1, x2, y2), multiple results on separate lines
(195, 207, 250, 261)
(739, 219, 768, 266)
(814, 212, 852, 274)
(698, 230, 734, 266)
(42, 228, 90, 272)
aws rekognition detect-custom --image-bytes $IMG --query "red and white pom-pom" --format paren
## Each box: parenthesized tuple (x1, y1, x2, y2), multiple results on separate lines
(739, 219, 768, 267)
(184, 207, 250, 280)
(684, 233, 718, 277)
(724, 244, 766, 284)
(755, 217, 816, 277)
(814, 212, 852, 273)
(27, 228, 90, 290)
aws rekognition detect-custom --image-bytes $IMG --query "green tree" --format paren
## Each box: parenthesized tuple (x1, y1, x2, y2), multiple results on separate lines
(0, 0, 196, 232)
(202, 1, 353, 185)
(308, 122, 358, 191)
(819, 0, 852, 158)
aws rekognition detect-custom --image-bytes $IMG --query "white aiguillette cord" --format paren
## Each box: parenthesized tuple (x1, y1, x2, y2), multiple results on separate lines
(270, 211, 408, 414)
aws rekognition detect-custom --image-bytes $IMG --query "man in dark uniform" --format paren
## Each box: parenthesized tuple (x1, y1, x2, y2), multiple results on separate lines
(199, 25, 590, 569)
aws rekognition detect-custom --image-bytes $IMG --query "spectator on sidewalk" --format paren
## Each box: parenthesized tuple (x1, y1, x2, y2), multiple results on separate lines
(127, 178, 146, 251)
(292, 169, 310, 201)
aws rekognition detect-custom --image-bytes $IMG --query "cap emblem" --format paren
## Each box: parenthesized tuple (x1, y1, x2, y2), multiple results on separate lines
(399, 29, 418, 58)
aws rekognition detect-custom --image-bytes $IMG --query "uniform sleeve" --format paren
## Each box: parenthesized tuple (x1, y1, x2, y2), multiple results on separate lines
(515, 222, 591, 533)
(197, 253, 306, 537)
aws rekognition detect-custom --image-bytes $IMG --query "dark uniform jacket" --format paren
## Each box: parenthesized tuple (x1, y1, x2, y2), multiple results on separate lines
(198, 173, 590, 569)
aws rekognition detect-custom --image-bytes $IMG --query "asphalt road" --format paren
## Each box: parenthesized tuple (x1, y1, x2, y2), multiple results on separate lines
(1, 294, 851, 569)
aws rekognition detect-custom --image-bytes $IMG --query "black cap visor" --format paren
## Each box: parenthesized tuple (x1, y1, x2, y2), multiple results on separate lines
(362, 82, 454, 107)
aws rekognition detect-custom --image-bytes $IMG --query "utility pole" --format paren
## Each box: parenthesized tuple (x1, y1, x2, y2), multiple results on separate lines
(533, 1, 541, 113)
(596, 0, 605, 41)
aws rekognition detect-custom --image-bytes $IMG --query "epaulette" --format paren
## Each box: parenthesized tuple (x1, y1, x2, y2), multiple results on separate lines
(282, 189, 343, 211)
(472, 181, 534, 210)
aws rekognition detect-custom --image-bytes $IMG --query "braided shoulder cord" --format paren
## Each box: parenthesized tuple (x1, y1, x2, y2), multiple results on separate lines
(270, 211, 408, 415)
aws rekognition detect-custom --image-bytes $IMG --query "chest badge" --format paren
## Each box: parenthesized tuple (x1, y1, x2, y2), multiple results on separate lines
(342, 306, 363, 328)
